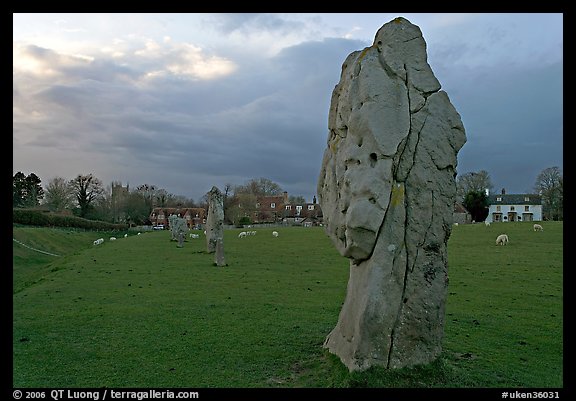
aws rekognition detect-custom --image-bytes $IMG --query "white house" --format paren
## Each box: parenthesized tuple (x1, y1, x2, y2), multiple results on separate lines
(485, 189, 542, 223)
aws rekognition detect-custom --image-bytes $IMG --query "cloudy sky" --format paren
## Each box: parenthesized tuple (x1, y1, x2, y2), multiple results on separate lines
(13, 13, 563, 203)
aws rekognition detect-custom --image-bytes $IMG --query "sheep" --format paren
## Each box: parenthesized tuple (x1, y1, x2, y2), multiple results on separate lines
(453, 222, 459, 226)
(109, 237, 117, 241)
(251, 231, 257, 236)
(533, 223, 543, 232)
(485, 221, 491, 227)
(238, 231, 247, 238)
(124, 233, 128, 238)
(496, 234, 509, 246)
(137, 232, 141, 235)
(272, 231, 279, 237)
(190, 233, 200, 239)
(93, 238, 104, 245)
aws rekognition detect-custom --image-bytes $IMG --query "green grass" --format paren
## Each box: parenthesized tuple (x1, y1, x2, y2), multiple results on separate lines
(12, 222, 563, 387)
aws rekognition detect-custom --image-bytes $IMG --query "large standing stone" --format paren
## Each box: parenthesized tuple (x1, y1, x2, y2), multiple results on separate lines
(206, 186, 225, 255)
(317, 17, 466, 371)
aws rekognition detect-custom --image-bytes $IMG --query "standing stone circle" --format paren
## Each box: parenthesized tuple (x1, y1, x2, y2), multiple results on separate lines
(317, 17, 467, 371)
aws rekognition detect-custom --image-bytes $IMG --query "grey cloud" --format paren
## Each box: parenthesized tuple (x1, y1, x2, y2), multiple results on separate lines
(208, 13, 306, 35)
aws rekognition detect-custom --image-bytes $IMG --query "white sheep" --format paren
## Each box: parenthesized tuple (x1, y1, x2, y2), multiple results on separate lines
(453, 222, 459, 226)
(124, 233, 128, 238)
(238, 231, 247, 238)
(109, 237, 117, 241)
(251, 231, 256, 236)
(533, 224, 543, 232)
(137, 232, 141, 235)
(272, 231, 279, 237)
(496, 234, 509, 246)
(485, 221, 491, 227)
(93, 238, 104, 245)
(190, 233, 199, 239)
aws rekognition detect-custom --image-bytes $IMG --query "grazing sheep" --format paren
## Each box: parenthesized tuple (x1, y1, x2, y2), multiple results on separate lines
(109, 237, 117, 241)
(453, 222, 459, 226)
(496, 234, 509, 246)
(137, 232, 141, 235)
(124, 233, 128, 238)
(533, 224, 543, 232)
(93, 238, 104, 245)
(238, 231, 247, 238)
(190, 233, 199, 239)
(485, 221, 491, 227)
(272, 231, 279, 237)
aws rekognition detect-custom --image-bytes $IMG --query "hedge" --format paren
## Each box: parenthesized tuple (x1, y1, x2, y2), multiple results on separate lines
(12, 209, 128, 231)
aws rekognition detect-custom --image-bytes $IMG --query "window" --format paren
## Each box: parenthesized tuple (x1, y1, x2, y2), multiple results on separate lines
(525, 206, 529, 212)
(308, 205, 315, 210)
(296, 205, 303, 212)
(256, 202, 260, 208)
(496, 197, 502, 201)
(496, 206, 501, 212)
(524, 196, 530, 202)
(285, 205, 291, 210)
(510, 206, 515, 211)
(271, 203, 276, 209)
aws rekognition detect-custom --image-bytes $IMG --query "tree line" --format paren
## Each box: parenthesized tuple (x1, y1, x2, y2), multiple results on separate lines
(12, 174, 308, 226)
(13, 167, 563, 226)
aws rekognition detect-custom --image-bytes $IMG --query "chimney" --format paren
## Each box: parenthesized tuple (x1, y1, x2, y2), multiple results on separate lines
(313, 195, 317, 204)
(501, 188, 506, 195)
(283, 191, 288, 203)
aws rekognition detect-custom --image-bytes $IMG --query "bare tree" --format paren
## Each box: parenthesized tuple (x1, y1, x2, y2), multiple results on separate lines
(235, 177, 283, 197)
(69, 174, 104, 218)
(456, 170, 494, 202)
(43, 177, 74, 212)
(534, 166, 563, 220)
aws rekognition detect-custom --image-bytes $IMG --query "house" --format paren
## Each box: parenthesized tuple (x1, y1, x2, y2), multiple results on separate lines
(453, 202, 472, 224)
(149, 207, 207, 229)
(253, 192, 289, 223)
(485, 189, 542, 223)
(233, 191, 323, 224)
(281, 195, 323, 226)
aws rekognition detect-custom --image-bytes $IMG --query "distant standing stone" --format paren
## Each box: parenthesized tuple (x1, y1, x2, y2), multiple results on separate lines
(206, 186, 225, 254)
(318, 17, 467, 371)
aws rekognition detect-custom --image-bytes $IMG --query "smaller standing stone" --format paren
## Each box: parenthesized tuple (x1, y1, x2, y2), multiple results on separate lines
(214, 238, 226, 266)
(177, 231, 185, 248)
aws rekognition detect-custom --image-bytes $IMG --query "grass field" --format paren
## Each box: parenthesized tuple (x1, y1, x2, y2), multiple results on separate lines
(12, 222, 563, 388)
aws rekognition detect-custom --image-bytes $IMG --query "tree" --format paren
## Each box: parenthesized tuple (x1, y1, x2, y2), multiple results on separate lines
(13, 172, 44, 208)
(534, 166, 563, 220)
(456, 170, 493, 202)
(43, 177, 74, 212)
(135, 184, 158, 210)
(69, 174, 104, 218)
(462, 190, 489, 222)
(227, 192, 257, 225)
(13, 171, 27, 207)
(124, 191, 152, 225)
(288, 195, 306, 204)
(235, 177, 283, 197)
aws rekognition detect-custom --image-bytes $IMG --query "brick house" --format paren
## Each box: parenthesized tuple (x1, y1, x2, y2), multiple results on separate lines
(235, 191, 323, 224)
(149, 207, 207, 229)
(281, 196, 323, 226)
